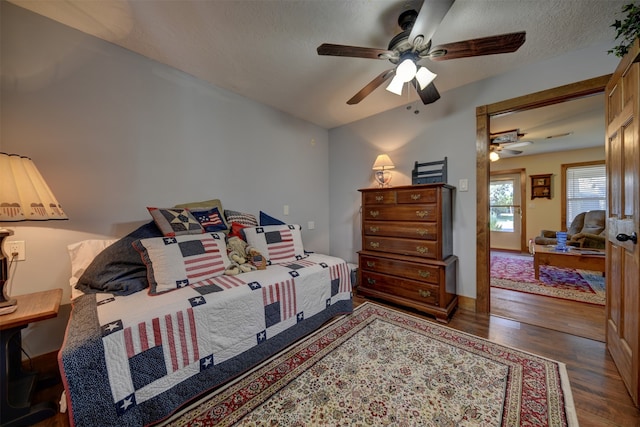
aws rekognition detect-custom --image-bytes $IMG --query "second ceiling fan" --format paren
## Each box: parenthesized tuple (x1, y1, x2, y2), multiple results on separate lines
(317, 0, 526, 105)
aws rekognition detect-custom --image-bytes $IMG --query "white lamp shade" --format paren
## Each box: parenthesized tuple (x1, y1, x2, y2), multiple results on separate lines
(395, 59, 417, 82)
(415, 67, 437, 90)
(372, 154, 395, 170)
(385, 74, 405, 95)
(0, 153, 67, 221)
(489, 151, 500, 162)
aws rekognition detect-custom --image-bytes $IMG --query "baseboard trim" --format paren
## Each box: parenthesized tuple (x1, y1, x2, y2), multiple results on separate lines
(458, 295, 476, 312)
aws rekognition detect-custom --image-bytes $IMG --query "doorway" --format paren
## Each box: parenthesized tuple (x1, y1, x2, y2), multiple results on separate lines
(490, 170, 525, 252)
(475, 75, 611, 317)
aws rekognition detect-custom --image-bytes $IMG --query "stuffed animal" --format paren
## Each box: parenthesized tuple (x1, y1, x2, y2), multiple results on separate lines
(248, 247, 267, 270)
(224, 236, 266, 275)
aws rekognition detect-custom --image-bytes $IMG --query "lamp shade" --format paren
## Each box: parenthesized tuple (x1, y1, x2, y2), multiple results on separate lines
(0, 153, 67, 221)
(372, 154, 395, 170)
(415, 66, 437, 90)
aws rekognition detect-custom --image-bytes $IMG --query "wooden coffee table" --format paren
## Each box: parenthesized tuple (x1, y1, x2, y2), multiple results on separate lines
(532, 244, 605, 279)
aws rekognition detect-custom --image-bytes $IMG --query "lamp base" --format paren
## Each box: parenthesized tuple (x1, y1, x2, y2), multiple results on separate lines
(0, 303, 17, 315)
(0, 229, 16, 315)
(374, 170, 393, 188)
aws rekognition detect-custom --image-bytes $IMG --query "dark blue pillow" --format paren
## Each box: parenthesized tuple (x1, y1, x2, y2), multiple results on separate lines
(189, 207, 228, 233)
(75, 221, 163, 296)
(259, 211, 285, 226)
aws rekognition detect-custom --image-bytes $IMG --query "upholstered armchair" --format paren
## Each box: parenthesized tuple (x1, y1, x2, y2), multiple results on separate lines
(534, 210, 606, 249)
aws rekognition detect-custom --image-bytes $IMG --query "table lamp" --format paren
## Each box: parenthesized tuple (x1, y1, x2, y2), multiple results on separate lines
(0, 153, 67, 314)
(372, 154, 395, 187)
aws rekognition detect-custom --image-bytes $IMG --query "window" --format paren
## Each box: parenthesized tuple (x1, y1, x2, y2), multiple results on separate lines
(489, 178, 515, 232)
(564, 162, 606, 228)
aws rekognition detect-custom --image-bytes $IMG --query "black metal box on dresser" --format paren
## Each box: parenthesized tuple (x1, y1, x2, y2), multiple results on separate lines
(358, 183, 458, 322)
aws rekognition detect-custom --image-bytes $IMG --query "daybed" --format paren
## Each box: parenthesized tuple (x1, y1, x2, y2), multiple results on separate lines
(59, 202, 353, 426)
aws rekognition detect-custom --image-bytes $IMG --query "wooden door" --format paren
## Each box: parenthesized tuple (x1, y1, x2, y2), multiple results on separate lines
(606, 40, 640, 406)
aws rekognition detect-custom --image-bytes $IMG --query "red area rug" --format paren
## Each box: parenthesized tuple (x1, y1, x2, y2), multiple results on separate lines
(168, 302, 577, 426)
(490, 254, 605, 305)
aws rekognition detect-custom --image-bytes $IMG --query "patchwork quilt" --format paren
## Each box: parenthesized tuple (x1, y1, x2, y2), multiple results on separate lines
(59, 253, 353, 427)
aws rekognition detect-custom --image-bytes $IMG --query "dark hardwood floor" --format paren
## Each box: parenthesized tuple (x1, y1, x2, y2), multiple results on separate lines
(27, 294, 639, 427)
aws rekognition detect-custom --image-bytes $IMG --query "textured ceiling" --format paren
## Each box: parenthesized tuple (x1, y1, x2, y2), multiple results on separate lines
(9, 0, 626, 129)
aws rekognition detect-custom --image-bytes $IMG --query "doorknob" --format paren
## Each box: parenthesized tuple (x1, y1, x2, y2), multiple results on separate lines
(616, 232, 638, 244)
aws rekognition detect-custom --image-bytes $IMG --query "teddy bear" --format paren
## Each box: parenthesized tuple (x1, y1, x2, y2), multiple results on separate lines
(224, 236, 266, 275)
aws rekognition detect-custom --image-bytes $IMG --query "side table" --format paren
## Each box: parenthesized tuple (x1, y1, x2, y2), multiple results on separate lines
(0, 288, 62, 427)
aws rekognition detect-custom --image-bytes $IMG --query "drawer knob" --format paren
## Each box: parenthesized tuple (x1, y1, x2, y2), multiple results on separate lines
(415, 210, 430, 218)
(367, 278, 376, 285)
(418, 270, 431, 278)
(369, 241, 380, 249)
(367, 261, 376, 268)
(418, 289, 431, 298)
(369, 226, 379, 233)
(375, 195, 384, 202)
(415, 228, 428, 236)
(416, 246, 429, 254)
(370, 210, 380, 218)
(411, 194, 421, 200)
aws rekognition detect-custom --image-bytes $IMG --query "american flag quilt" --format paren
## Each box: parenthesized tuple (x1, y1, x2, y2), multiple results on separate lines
(59, 253, 353, 427)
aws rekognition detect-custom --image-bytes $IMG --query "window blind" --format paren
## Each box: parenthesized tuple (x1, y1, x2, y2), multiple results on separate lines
(566, 164, 606, 227)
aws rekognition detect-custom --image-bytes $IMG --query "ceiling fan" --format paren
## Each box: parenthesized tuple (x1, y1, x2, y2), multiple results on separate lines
(316, 0, 526, 105)
(490, 128, 532, 160)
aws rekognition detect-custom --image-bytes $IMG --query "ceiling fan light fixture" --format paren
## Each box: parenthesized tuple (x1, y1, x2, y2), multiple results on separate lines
(489, 151, 500, 162)
(386, 74, 405, 95)
(415, 66, 437, 90)
(386, 58, 419, 96)
(396, 58, 417, 82)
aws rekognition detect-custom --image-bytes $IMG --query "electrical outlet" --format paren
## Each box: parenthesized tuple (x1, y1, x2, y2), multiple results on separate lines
(8, 240, 25, 261)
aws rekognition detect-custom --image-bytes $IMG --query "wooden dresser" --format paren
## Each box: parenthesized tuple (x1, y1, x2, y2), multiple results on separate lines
(358, 183, 458, 322)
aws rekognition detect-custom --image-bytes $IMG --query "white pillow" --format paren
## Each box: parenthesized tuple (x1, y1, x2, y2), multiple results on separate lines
(243, 224, 306, 265)
(68, 239, 118, 300)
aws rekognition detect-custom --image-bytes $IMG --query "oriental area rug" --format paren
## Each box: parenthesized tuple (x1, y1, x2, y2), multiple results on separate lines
(490, 253, 605, 306)
(167, 302, 577, 427)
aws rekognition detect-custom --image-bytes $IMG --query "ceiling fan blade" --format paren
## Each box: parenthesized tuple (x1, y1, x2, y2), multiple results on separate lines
(317, 43, 392, 59)
(502, 148, 523, 155)
(347, 69, 395, 105)
(412, 80, 441, 105)
(408, 0, 455, 47)
(429, 31, 526, 61)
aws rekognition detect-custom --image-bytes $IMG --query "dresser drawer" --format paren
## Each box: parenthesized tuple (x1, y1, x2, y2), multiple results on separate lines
(363, 191, 396, 205)
(363, 236, 438, 258)
(359, 254, 440, 284)
(396, 188, 438, 204)
(362, 205, 437, 221)
(363, 221, 437, 240)
(360, 271, 439, 306)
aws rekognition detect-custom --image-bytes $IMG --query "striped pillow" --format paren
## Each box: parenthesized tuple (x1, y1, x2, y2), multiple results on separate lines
(133, 232, 230, 295)
(224, 210, 258, 227)
(243, 224, 306, 265)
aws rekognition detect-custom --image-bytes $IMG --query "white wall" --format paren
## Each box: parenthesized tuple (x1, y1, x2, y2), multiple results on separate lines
(1, 3, 330, 356)
(328, 43, 619, 301)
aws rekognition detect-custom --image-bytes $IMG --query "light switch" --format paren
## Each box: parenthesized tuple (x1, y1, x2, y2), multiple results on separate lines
(308, 221, 315, 230)
(284, 205, 289, 215)
(459, 179, 468, 192)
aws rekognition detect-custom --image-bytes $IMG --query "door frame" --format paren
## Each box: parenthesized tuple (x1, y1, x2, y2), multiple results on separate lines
(490, 168, 527, 252)
(475, 75, 611, 313)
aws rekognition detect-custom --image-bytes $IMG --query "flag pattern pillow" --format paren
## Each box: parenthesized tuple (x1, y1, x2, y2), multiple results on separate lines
(188, 207, 228, 233)
(147, 207, 204, 237)
(243, 224, 306, 265)
(133, 232, 230, 295)
(224, 210, 258, 227)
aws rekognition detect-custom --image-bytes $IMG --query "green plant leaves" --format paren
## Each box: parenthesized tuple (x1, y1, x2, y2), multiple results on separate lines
(609, 3, 640, 58)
